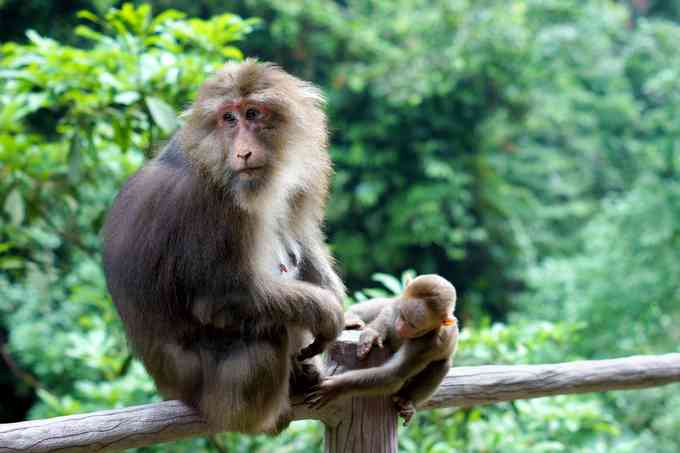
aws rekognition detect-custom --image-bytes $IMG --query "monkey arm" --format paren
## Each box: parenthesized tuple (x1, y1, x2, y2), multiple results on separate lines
(288, 239, 346, 359)
(187, 244, 344, 358)
(256, 279, 343, 323)
(356, 304, 397, 359)
(299, 240, 346, 303)
(305, 340, 434, 408)
(346, 298, 394, 326)
(305, 366, 406, 409)
(288, 188, 345, 304)
(362, 304, 396, 338)
(254, 279, 344, 359)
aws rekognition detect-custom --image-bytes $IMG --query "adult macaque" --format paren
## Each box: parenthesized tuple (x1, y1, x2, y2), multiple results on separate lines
(102, 60, 345, 434)
(305, 275, 457, 425)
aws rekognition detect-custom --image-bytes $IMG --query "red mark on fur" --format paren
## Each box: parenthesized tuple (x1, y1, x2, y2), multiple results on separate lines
(279, 263, 288, 273)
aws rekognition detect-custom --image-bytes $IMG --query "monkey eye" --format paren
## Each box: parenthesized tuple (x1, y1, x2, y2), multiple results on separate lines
(222, 111, 237, 124)
(245, 107, 261, 121)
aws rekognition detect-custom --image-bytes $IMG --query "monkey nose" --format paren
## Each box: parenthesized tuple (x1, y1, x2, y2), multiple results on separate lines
(237, 151, 252, 161)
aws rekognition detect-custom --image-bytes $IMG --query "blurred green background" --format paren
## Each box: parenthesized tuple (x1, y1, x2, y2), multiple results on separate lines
(1, 0, 680, 451)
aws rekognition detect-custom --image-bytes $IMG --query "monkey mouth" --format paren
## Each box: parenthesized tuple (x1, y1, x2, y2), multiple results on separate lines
(237, 166, 265, 179)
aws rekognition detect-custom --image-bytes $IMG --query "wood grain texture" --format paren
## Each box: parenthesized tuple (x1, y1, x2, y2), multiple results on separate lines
(0, 400, 207, 452)
(424, 352, 680, 409)
(323, 330, 398, 453)
(1, 330, 679, 453)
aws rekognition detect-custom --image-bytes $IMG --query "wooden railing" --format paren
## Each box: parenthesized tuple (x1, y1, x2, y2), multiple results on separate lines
(2, 331, 679, 453)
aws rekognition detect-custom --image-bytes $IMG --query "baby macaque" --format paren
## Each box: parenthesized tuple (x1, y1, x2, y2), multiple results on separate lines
(305, 274, 458, 424)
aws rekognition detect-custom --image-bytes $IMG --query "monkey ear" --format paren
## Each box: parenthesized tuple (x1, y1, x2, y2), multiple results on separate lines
(442, 317, 456, 326)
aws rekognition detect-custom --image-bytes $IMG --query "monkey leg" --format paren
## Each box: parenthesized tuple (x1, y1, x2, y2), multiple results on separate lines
(345, 298, 393, 325)
(199, 337, 292, 434)
(191, 294, 250, 329)
(146, 343, 203, 404)
(395, 358, 451, 409)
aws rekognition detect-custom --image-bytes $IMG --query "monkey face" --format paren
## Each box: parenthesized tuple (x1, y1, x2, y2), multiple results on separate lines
(396, 303, 435, 339)
(217, 100, 277, 191)
(180, 60, 329, 206)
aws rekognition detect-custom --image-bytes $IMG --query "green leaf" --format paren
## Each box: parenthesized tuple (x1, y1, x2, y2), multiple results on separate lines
(68, 137, 82, 183)
(151, 9, 186, 28)
(76, 10, 100, 23)
(36, 389, 63, 412)
(221, 46, 244, 60)
(401, 269, 417, 287)
(0, 256, 23, 270)
(363, 288, 389, 298)
(75, 25, 105, 42)
(372, 272, 404, 295)
(145, 96, 179, 134)
(353, 291, 368, 302)
(4, 189, 25, 225)
(114, 91, 140, 105)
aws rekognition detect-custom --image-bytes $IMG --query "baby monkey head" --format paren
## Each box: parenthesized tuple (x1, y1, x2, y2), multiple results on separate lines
(396, 274, 457, 339)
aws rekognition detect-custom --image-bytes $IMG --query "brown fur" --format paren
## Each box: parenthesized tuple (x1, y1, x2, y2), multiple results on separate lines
(306, 275, 458, 425)
(103, 60, 345, 433)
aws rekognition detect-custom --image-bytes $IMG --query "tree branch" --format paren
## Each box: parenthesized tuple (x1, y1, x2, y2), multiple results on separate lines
(0, 331, 678, 453)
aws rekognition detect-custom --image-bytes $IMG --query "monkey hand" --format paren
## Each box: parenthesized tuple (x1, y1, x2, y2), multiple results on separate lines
(298, 300, 344, 361)
(344, 312, 366, 330)
(304, 376, 344, 409)
(392, 395, 416, 426)
(297, 338, 328, 361)
(357, 327, 383, 359)
(297, 325, 339, 360)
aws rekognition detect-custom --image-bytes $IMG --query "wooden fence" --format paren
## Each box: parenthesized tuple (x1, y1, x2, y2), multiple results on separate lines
(1, 330, 679, 453)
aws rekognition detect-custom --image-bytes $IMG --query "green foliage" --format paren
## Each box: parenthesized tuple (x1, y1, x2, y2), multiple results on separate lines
(519, 177, 680, 357)
(351, 269, 416, 301)
(399, 395, 619, 453)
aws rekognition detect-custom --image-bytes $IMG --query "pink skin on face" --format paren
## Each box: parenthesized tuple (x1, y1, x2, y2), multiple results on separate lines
(217, 100, 272, 128)
(217, 100, 272, 179)
(396, 316, 420, 339)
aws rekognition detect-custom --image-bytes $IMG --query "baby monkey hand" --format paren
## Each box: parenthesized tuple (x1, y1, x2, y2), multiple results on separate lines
(357, 327, 383, 359)
(304, 376, 344, 409)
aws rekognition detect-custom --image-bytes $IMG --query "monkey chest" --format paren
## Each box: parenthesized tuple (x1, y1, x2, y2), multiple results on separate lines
(260, 230, 302, 280)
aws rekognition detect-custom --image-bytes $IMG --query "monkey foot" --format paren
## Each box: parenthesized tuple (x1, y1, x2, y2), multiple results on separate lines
(290, 359, 322, 394)
(297, 338, 327, 361)
(392, 396, 416, 426)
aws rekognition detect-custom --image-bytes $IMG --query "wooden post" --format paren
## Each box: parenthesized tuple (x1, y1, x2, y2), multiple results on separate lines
(322, 330, 398, 453)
